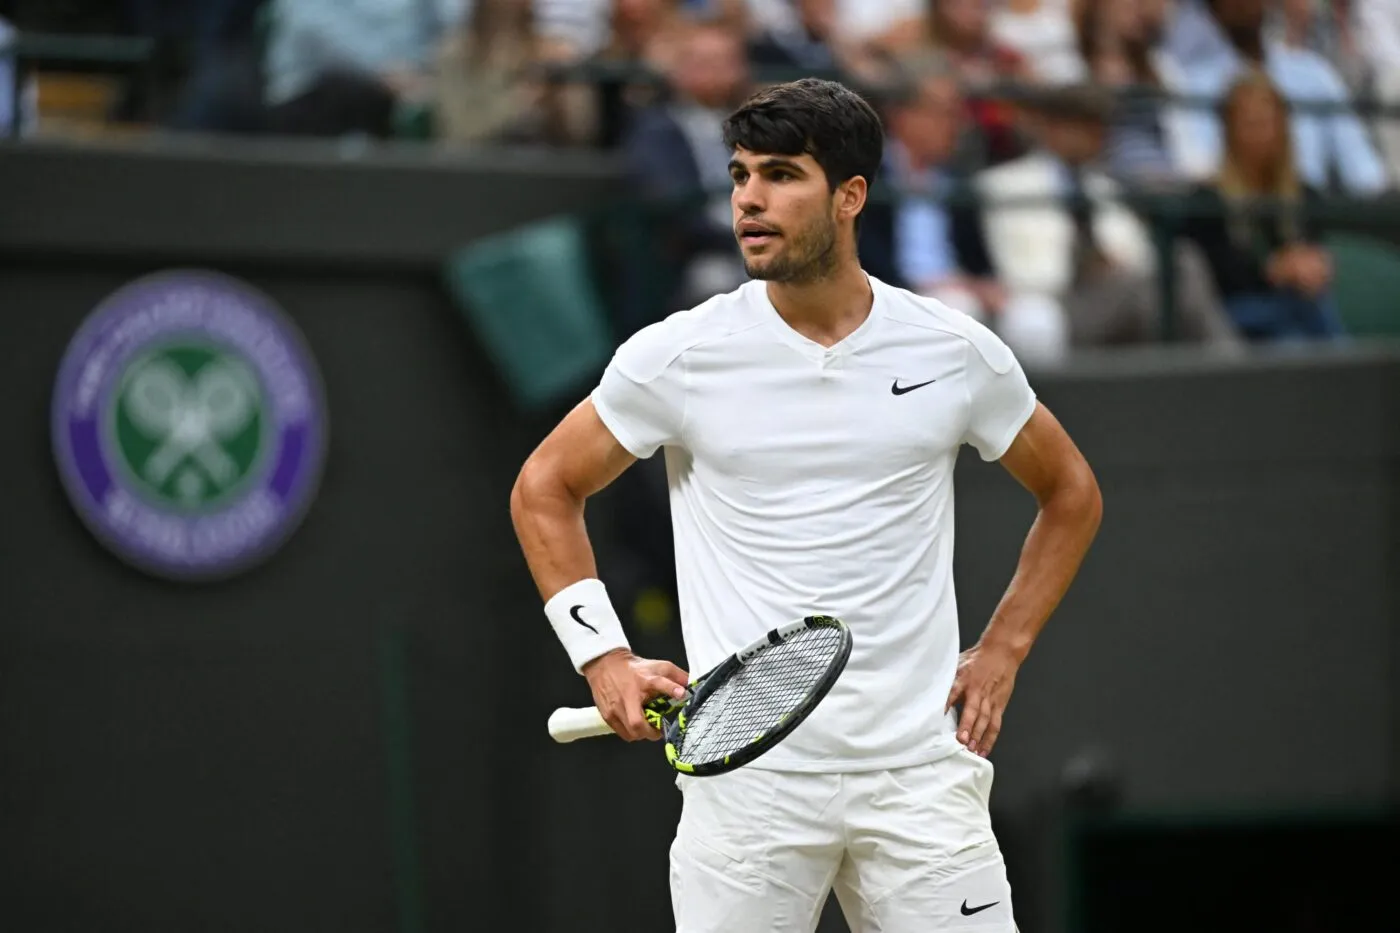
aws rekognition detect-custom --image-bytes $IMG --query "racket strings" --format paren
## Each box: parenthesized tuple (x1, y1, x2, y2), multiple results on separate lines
(675, 625, 845, 765)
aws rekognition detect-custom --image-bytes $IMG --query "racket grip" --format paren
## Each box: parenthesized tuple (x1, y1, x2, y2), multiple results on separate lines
(547, 706, 613, 743)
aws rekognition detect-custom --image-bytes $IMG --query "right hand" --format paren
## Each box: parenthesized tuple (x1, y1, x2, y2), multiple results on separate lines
(582, 649, 690, 741)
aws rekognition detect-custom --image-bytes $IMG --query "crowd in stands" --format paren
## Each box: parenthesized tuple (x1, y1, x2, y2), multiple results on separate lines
(7, 0, 1400, 357)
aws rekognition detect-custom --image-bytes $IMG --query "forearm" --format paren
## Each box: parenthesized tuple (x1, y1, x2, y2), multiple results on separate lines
(979, 479, 1102, 662)
(509, 470, 600, 601)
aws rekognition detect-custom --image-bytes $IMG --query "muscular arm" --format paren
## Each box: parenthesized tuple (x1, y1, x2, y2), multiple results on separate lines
(981, 402, 1103, 660)
(510, 398, 636, 601)
(948, 401, 1102, 756)
(511, 398, 689, 739)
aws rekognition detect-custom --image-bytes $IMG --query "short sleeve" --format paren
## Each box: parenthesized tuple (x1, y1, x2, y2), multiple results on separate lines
(961, 323, 1037, 462)
(589, 323, 687, 460)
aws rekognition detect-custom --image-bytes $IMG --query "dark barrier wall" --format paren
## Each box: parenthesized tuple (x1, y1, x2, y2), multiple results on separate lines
(0, 141, 1396, 933)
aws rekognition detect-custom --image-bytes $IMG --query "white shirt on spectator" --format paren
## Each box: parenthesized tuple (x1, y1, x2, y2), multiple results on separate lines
(265, 0, 467, 105)
(746, 0, 925, 42)
(989, 0, 1087, 84)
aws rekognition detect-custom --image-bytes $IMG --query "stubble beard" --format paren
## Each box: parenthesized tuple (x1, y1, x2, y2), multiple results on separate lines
(743, 216, 841, 285)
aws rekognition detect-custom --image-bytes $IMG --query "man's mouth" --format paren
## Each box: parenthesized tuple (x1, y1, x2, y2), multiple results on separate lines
(737, 222, 780, 246)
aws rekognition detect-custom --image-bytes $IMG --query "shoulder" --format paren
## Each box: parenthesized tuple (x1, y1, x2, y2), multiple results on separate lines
(610, 284, 763, 382)
(874, 278, 1019, 376)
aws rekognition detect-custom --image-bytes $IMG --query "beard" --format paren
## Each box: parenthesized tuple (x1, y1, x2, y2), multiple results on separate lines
(741, 214, 840, 284)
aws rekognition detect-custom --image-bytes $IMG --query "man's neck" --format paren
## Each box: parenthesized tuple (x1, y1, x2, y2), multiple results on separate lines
(766, 258, 874, 348)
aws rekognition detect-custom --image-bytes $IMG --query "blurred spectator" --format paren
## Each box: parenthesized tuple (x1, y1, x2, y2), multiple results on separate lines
(990, 0, 1087, 84)
(747, 0, 843, 74)
(158, 0, 266, 132)
(1266, 0, 1363, 91)
(0, 14, 39, 137)
(966, 83, 1239, 361)
(553, 0, 689, 147)
(1161, 0, 1236, 69)
(922, 0, 1033, 165)
(861, 55, 1006, 321)
(1178, 70, 1344, 340)
(743, 0, 928, 84)
(437, 0, 551, 143)
(1358, 0, 1400, 180)
(1074, 0, 1192, 185)
(1175, 0, 1387, 194)
(619, 19, 752, 330)
(746, 0, 929, 56)
(261, 0, 466, 138)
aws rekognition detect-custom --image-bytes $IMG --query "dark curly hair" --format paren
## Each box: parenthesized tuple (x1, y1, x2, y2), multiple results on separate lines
(722, 78, 885, 199)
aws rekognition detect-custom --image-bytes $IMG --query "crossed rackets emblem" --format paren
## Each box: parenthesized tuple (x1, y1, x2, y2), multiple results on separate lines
(121, 355, 260, 497)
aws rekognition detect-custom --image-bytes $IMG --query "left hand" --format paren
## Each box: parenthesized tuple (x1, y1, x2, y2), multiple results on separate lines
(945, 641, 1023, 757)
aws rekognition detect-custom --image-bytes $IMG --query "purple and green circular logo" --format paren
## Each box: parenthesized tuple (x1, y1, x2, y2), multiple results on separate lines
(52, 270, 328, 582)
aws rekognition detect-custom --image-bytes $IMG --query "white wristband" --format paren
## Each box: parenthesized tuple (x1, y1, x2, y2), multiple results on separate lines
(545, 578, 631, 674)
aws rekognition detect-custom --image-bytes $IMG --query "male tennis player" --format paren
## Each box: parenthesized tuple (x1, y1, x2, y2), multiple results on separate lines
(511, 78, 1102, 932)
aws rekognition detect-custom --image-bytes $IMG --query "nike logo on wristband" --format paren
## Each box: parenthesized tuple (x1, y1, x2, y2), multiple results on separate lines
(569, 604, 598, 634)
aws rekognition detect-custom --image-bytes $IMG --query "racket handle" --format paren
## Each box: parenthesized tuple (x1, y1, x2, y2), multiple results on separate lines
(547, 706, 613, 743)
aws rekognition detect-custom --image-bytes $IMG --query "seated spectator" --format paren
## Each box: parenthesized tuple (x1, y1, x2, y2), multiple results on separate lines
(989, 0, 1087, 84)
(1178, 70, 1345, 340)
(744, 0, 928, 85)
(747, 0, 842, 74)
(1161, 0, 1237, 70)
(540, 0, 723, 147)
(1074, 0, 1192, 186)
(965, 83, 1239, 361)
(619, 19, 752, 332)
(0, 15, 38, 137)
(924, 0, 1034, 165)
(436, 0, 555, 144)
(261, 0, 467, 138)
(1175, 0, 1387, 194)
(860, 55, 1006, 322)
(1358, 0, 1400, 181)
(1266, 0, 1364, 92)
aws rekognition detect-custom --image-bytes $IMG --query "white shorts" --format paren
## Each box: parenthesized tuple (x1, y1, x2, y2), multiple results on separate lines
(669, 749, 1015, 933)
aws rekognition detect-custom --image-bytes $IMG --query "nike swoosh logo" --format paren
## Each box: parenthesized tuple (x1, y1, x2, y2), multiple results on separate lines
(569, 605, 598, 634)
(891, 378, 936, 395)
(960, 900, 999, 917)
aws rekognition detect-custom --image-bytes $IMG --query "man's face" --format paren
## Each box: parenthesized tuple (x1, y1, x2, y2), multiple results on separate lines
(674, 26, 748, 109)
(729, 148, 843, 284)
(893, 76, 964, 167)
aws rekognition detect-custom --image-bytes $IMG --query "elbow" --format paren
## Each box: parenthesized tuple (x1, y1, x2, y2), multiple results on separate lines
(1069, 464, 1104, 540)
(510, 455, 549, 530)
(1045, 461, 1103, 540)
(510, 452, 577, 530)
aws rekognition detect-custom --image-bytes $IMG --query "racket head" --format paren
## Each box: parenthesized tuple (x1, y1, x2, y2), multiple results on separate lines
(655, 615, 852, 777)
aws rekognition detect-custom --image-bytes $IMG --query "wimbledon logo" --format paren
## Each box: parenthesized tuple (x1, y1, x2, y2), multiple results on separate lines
(52, 270, 328, 581)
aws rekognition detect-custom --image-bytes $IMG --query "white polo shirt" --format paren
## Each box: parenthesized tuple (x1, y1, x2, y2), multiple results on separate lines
(590, 275, 1037, 771)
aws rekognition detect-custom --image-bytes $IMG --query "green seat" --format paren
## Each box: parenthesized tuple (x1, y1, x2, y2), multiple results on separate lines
(1324, 232, 1400, 337)
(443, 216, 614, 412)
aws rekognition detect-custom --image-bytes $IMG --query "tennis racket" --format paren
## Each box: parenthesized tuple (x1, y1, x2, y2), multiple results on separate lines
(547, 615, 852, 776)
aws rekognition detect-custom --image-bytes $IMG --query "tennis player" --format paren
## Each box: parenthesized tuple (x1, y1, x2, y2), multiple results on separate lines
(511, 78, 1102, 932)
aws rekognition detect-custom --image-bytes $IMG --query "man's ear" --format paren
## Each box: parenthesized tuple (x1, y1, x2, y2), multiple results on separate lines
(836, 175, 868, 224)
